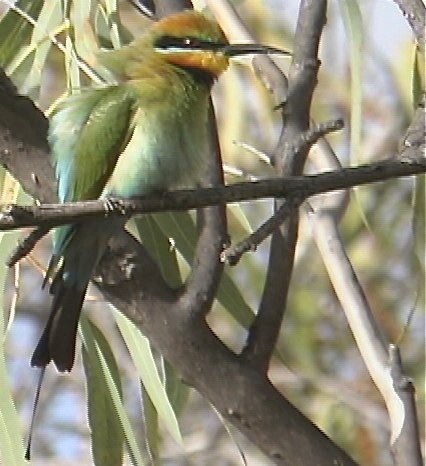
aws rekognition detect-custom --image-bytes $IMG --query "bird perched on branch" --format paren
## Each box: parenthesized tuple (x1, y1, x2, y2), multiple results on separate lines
(31, 9, 288, 372)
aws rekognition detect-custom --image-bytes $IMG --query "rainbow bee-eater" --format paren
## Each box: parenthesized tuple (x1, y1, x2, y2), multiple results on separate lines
(31, 10, 288, 372)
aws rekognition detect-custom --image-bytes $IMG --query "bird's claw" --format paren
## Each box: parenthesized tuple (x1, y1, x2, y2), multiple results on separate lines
(104, 198, 126, 215)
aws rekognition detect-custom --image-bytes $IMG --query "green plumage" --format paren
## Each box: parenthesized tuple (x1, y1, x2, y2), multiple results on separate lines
(32, 9, 282, 371)
(32, 12, 220, 372)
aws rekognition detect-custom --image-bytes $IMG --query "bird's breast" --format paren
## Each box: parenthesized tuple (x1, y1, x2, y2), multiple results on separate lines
(103, 84, 210, 198)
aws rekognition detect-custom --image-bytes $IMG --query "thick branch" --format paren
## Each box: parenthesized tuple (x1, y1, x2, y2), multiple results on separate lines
(95, 230, 358, 466)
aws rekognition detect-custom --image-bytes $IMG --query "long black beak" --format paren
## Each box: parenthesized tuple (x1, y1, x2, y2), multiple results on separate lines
(222, 43, 291, 57)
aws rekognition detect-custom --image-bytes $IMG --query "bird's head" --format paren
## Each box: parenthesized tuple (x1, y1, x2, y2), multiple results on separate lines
(99, 10, 289, 82)
(147, 10, 289, 78)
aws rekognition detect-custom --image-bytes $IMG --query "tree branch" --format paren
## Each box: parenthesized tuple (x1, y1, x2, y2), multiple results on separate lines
(389, 345, 423, 466)
(179, 105, 227, 319)
(94, 230, 358, 466)
(1, 0, 423, 463)
(391, 0, 425, 50)
(1, 156, 424, 231)
(306, 93, 425, 466)
(241, 0, 327, 371)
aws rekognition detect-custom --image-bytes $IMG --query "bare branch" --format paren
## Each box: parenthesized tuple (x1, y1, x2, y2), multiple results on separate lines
(179, 105, 227, 318)
(392, 0, 426, 50)
(0, 0, 423, 462)
(306, 94, 425, 465)
(1, 156, 424, 232)
(95, 230, 359, 466)
(7, 226, 50, 267)
(222, 197, 301, 266)
(241, 0, 327, 371)
(389, 345, 423, 466)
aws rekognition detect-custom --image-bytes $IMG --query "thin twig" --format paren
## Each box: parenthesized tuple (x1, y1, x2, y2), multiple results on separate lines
(7, 226, 50, 266)
(221, 197, 301, 266)
(292, 119, 344, 157)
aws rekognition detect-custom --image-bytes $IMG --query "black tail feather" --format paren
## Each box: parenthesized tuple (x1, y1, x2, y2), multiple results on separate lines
(32, 218, 121, 371)
(31, 280, 87, 372)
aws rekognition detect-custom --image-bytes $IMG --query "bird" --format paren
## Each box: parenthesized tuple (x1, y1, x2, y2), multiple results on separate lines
(30, 9, 288, 372)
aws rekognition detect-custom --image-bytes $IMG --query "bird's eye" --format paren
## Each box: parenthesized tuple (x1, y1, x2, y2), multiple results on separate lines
(154, 35, 185, 49)
(155, 35, 216, 51)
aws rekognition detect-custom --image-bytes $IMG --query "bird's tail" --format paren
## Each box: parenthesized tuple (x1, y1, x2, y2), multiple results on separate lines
(31, 218, 120, 372)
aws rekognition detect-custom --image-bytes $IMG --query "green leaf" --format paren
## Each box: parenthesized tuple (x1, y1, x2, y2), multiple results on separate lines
(339, 0, 363, 165)
(81, 318, 124, 466)
(227, 204, 253, 236)
(94, 4, 111, 48)
(412, 45, 425, 107)
(0, 0, 44, 68)
(339, 1, 371, 229)
(412, 175, 425, 308)
(113, 309, 183, 446)
(103, 0, 121, 49)
(131, 216, 189, 458)
(145, 212, 255, 328)
(163, 360, 189, 419)
(130, 215, 182, 287)
(140, 380, 159, 463)
(64, 34, 81, 93)
(21, 0, 63, 93)
(80, 316, 145, 466)
(71, 0, 99, 68)
(0, 183, 26, 464)
(102, 0, 133, 47)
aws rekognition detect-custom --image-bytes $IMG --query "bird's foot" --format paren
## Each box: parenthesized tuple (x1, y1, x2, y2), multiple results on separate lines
(104, 197, 127, 216)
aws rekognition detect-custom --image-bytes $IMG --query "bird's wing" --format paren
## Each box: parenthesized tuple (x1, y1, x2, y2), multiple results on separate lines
(46, 85, 136, 277)
(50, 85, 136, 203)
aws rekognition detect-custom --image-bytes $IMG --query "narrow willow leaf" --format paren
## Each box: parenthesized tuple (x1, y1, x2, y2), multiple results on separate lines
(132, 216, 188, 457)
(131, 215, 182, 287)
(113, 309, 183, 446)
(150, 212, 255, 327)
(412, 45, 425, 107)
(22, 0, 63, 93)
(227, 204, 253, 236)
(0, 231, 25, 465)
(412, 175, 425, 308)
(80, 316, 145, 466)
(94, 4, 115, 49)
(81, 318, 124, 466)
(71, 0, 100, 69)
(65, 35, 81, 93)
(103, 0, 121, 49)
(103, 0, 133, 46)
(164, 360, 189, 419)
(339, 0, 363, 165)
(339, 0, 370, 229)
(140, 380, 159, 463)
(0, 0, 43, 67)
(410, 46, 425, 303)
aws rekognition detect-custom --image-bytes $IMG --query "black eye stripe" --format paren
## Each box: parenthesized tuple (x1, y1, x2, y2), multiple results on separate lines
(154, 35, 226, 51)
